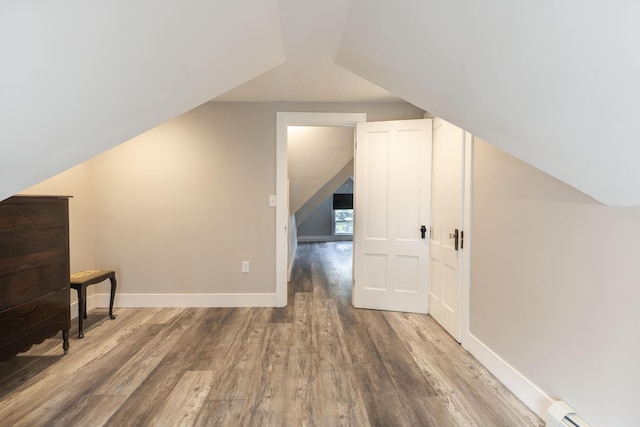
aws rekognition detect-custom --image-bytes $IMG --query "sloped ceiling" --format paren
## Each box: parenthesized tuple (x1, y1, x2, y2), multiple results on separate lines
(216, 0, 399, 103)
(2, 1, 639, 205)
(288, 125, 354, 215)
(336, 1, 640, 206)
(0, 0, 285, 201)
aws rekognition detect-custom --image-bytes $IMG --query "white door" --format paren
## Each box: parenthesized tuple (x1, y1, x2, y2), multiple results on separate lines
(429, 117, 465, 341)
(353, 119, 432, 313)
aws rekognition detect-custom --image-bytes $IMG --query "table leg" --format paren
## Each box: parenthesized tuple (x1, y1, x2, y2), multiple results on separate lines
(109, 275, 117, 320)
(76, 285, 86, 338)
(62, 330, 69, 354)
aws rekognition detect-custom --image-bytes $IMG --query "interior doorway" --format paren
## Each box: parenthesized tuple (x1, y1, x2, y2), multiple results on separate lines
(288, 125, 355, 244)
(275, 112, 366, 307)
(276, 112, 472, 347)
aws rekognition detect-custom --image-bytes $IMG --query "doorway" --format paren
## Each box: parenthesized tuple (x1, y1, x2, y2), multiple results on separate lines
(275, 112, 366, 306)
(276, 112, 472, 346)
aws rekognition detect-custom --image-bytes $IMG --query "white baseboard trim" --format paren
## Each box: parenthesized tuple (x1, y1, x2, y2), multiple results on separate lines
(464, 332, 553, 419)
(70, 294, 99, 320)
(298, 235, 353, 243)
(93, 292, 278, 308)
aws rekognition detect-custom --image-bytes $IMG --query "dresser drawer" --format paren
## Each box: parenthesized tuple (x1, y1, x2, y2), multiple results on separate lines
(0, 228, 67, 275)
(0, 290, 69, 341)
(0, 200, 67, 234)
(0, 262, 67, 311)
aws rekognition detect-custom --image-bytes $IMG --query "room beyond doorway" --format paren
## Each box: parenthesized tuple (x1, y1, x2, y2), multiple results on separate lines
(288, 124, 355, 243)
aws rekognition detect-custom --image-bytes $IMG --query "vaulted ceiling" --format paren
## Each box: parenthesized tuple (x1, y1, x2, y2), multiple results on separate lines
(2, 1, 639, 205)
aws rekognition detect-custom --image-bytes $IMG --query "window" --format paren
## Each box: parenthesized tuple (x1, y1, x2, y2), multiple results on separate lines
(334, 209, 353, 235)
(333, 192, 353, 235)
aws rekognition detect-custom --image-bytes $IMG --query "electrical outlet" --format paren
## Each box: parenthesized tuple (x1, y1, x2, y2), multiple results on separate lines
(241, 261, 250, 273)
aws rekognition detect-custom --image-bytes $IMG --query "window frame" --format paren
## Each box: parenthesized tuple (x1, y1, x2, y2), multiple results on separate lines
(333, 208, 354, 236)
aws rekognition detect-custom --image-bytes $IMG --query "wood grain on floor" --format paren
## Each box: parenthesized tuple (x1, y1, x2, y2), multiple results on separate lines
(0, 242, 542, 426)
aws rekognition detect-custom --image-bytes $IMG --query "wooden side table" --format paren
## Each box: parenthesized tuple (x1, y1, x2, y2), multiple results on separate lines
(70, 270, 117, 338)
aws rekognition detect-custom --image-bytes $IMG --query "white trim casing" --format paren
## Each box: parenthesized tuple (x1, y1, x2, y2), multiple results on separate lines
(460, 133, 474, 347)
(70, 294, 99, 320)
(464, 332, 553, 420)
(276, 112, 367, 307)
(298, 235, 353, 243)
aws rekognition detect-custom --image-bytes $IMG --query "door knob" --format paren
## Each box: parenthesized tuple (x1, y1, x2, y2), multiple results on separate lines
(449, 229, 460, 251)
(420, 225, 427, 239)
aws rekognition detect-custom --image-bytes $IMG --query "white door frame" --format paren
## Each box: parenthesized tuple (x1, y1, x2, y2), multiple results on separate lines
(460, 132, 474, 347)
(275, 112, 367, 306)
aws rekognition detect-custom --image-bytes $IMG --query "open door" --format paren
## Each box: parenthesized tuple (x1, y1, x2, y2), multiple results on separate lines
(429, 117, 465, 341)
(352, 119, 432, 313)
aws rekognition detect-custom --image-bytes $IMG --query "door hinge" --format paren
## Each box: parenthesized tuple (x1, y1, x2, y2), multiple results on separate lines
(460, 230, 464, 249)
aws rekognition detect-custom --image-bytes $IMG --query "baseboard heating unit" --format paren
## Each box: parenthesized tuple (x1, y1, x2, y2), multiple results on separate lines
(546, 401, 591, 427)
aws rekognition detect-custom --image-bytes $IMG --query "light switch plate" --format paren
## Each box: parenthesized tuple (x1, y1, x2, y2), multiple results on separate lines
(269, 195, 276, 207)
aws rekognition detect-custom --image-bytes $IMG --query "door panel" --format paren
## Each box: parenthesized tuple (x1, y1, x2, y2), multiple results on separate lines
(353, 119, 432, 313)
(364, 132, 389, 239)
(429, 117, 465, 341)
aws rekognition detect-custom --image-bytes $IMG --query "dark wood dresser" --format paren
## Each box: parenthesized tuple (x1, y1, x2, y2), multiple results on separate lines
(0, 195, 70, 361)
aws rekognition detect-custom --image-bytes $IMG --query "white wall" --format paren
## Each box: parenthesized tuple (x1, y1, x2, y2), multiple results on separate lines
(288, 214, 298, 280)
(471, 139, 640, 427)
(89, 103, 278, 304)
(80, 101, 423, 305)
(22, 163, 95, 272)
(298, 196, 334, 240)
(298, 178, 353, 241)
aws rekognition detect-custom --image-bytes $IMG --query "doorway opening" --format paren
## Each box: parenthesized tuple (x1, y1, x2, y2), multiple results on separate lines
(276, 113, 473, 347)
(275, 112, 366, 307)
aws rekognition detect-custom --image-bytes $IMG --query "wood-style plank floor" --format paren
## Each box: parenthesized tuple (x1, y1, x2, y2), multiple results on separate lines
(0, 242, 543, 426)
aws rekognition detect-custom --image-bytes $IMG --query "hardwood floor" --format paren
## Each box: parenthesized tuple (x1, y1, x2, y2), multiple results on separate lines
(0, 242, 543, 426)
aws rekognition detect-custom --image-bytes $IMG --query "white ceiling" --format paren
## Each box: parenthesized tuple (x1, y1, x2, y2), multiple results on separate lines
(216, 0, 400, 103)
(215, 60, 401, 103)
(2, 1, 639, 205)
